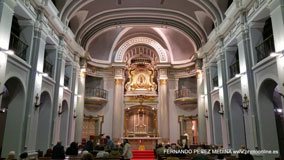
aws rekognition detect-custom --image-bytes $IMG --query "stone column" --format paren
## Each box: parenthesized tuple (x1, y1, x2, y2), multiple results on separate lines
(18, 20, 35, 64)
(68, 56, 80, 144)
(74, 58, 86, 143)
(270, 0, 284, 52)
(158, 68, 169, 142)
(270, 0, 284, 119)
(112, 68, 124, 142)
(24, 13, 47, 152)
(52, 38, 66, 145)
(203, 60, 213, 145)
(0, 0, 16, 106)
(168, 77, 178, 143)
(0, 0, 16, 49)
(236, 12, 257, 150)
(196, 59, 206, 144)
(216, 43, 230, 148)
(102, 76, 115, 136)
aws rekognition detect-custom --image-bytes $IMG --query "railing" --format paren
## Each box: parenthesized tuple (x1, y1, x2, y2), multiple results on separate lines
(9, 32, 28, 61)
(85, 88, 108, 99)
(212, 76, 218, 87)
(64, 76, 69, 87)
(229, 61, 240, 78)
(43, 60, 53, 77)
(255, 35, 275, 62)
(175, 88, 196, 99)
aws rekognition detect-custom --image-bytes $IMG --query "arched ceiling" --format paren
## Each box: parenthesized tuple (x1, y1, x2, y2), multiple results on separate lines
(54, 0, 232, 66)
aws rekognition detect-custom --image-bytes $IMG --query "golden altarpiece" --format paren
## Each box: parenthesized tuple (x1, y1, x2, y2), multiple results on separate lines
(123, 46, 160, 149)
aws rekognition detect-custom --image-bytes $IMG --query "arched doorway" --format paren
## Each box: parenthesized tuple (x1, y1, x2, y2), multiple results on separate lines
(0, 77, 26, 157)
(213, 101, 223, 146)
(60, 100, 69, 147)
(230, 92, 246, 149)
(36, 91, 52, 151)
(258, 79, 284, 159)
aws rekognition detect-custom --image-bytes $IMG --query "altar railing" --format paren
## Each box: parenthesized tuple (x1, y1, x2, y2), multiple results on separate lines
(175, 88, 196, 99)
(85, 88, 108, 99)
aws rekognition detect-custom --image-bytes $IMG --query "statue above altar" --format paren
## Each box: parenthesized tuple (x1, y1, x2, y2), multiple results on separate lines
(125, 55, 157, 96)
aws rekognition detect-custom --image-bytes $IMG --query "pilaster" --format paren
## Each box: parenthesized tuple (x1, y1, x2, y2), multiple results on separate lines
(52, 39, 66, 145)
(112, 68, 124, 142)
(74, 58, 86, 143)
(24, 14, 47, 151)
(0, 0, 16, 107)
(236, 18, 257, 149)
(196, 59, 206, 144)
(203, 61, 213, 145)
(158, 68, 169, 142)
(68, 59, 79, 144)
(216, 44, 230, 148)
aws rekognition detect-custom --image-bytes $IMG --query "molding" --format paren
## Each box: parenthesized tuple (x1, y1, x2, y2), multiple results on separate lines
(115, 37, 168, 63)
(77, 8, 206, 48)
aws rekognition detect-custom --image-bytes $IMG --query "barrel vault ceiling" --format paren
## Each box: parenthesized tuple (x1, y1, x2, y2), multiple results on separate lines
(53, 0, 231, 66)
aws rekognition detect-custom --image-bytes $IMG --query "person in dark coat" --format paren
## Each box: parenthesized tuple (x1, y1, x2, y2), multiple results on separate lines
(66, 142, 79, 156)
(52, 142, 65, 159)
(84, 140, 94, 153)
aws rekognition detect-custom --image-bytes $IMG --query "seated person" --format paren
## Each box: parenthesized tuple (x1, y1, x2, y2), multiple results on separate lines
(96, 145, 109, 158)
(66, 142, 79, 156)
(52, 142, 65, 159)
(81, 151, 94, 160)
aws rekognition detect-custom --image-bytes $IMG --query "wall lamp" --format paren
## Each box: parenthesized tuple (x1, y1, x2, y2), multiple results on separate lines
(0, 48, 14, 55)
(277, 91, 284, 98)
(241, 94, 249, 110)
(73, 110, 77, 119)
(0, 91, 5, 96)
(34, 94, 42, 109)
(37, 71, 48, 77)
(58, 105, 63, 115)
(218, 103, 224, 115)
(0, 108, 7, 113)
(270, 51, 284, 57)
(204, 109, 208, 118)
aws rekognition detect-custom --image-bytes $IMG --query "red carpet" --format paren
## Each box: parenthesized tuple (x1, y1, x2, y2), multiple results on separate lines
(131, 150, 155, 160)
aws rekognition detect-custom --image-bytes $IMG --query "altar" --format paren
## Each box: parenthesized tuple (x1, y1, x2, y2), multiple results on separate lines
(122, 137, 161, 150)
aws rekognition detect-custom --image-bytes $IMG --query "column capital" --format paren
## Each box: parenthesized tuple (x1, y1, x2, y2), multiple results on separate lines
(159, 79, 167, 85)
(58, 51, 66, 60)
(114, 79, 124, 86)
(114, 68, 124, 79)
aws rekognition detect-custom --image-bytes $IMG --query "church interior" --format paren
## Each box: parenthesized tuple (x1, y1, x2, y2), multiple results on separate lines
(0, 0, 284, 159)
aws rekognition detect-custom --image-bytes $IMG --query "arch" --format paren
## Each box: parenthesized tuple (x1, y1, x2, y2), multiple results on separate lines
(0, 77, 26, 157)
(36, 91, 52, 151)
(257, 79, 284, 159)
(115, 37, 168, 63)
(60, 100, 69, 147)
(230, 92, 246, 149)
(212, 101, 223, 145)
